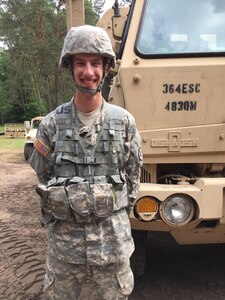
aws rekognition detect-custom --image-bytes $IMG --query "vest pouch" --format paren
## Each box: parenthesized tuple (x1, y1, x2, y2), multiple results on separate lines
(48, 186, 70, 220)
(113, 182, 129, 211)
(36, 184, 53, 225)
(109, 175, 124, 190)
(91, 183, 115, 218)
(67, 181, 92, 217)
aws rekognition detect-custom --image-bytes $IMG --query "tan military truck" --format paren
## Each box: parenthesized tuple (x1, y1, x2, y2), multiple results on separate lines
(67, 0, 225, 277)
(24, 116, 44, 161)
(107, 0, 225, 239)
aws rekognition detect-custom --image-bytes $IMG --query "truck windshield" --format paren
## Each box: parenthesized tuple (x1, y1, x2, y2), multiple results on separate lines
(135, 0, 225, 57)
(32, 120, 42, 129)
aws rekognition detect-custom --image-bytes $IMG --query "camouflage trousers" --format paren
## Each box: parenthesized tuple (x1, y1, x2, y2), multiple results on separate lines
(44, 255, 134, 300)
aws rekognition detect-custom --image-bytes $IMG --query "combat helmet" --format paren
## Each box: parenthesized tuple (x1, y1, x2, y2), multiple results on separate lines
(60, 25, 116, 69)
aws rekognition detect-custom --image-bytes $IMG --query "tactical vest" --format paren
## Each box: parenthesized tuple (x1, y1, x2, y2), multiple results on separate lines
(52, 100, 127, 181)
(38, 101, 130, 224)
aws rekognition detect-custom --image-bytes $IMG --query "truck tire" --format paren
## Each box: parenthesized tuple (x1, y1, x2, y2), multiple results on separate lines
(131, 229, 148, 280)
(24, 144, 34, 162)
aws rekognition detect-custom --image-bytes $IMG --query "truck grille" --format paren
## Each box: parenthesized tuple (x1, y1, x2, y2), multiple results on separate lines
(141, 167, 151, 183)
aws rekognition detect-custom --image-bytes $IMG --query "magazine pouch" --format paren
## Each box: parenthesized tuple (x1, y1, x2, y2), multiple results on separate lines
(91, 183, 115, 218)
(67, 178, 92, 223)
(48, 186, 70, 220)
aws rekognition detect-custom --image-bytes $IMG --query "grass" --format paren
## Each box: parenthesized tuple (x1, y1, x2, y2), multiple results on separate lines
(0, 136, 24, 151)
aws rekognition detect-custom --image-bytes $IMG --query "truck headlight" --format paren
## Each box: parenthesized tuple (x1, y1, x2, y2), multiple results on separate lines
(159, 194, 195, 226)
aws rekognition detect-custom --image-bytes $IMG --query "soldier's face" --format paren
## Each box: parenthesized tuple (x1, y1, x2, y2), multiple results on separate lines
(72, 54, 104, 91)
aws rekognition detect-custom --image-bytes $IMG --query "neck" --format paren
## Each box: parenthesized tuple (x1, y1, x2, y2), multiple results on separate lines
(74, 92, 103, 113)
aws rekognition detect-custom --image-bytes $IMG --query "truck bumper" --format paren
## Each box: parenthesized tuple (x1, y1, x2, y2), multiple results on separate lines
(130, 178, 225, 244)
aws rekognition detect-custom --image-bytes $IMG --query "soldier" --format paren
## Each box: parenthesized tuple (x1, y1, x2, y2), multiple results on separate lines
(29, 25, 143, 300)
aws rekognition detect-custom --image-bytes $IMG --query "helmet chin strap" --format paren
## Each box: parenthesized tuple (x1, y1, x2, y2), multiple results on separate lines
(74, 73, 107, 95)
(75, 83, 98, 94)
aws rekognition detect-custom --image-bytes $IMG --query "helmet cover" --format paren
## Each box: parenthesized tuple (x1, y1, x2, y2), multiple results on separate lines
(59, 25, 116, 68)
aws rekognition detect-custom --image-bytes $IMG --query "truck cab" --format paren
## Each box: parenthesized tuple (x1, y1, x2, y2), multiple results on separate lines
(108, 0, 225, 245)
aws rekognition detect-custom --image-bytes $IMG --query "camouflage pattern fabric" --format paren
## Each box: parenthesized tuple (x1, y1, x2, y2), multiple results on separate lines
(59, 25, 116, 68)
(29, 99, 142, 265)
(48, 209, 134, 265)
(29, 98, 142, 298)
(44, 255, 133, 300)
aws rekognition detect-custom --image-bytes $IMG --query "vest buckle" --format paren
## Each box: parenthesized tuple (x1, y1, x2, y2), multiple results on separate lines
(83, 156, 96, 164)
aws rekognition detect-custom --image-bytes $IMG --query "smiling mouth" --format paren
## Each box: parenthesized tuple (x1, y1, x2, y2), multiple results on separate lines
(81, 79, 97, 86)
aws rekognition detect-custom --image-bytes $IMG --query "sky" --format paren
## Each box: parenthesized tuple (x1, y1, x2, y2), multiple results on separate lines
(102, 0, 118, 12)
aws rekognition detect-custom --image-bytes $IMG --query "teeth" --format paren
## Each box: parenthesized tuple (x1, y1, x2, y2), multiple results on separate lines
(83, 80, 95, 84)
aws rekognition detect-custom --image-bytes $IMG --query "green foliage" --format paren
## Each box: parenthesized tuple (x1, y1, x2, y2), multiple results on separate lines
(85, 0, 100, 25)
(0, 0, 69, 123)
(0, 0, 103, 124)
(0, 51, 13, 124)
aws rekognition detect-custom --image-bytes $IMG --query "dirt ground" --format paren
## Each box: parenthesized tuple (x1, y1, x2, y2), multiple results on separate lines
(0, 149, 99, 300)
(2, 148, 225, 300)
(0, 149, 47, 300)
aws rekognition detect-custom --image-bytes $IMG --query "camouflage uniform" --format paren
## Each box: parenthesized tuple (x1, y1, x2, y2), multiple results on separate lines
(29, 25, 142, 300)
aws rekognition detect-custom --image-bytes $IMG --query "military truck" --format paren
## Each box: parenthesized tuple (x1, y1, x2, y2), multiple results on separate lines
(24, 116, 44, 161)
(67, 0, 225, 276)
(106, 0, 225, 239)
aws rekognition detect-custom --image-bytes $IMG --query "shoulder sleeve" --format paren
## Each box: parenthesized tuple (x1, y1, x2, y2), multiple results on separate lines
(28, 113, 56, 183)
(124, 113, 143, 201)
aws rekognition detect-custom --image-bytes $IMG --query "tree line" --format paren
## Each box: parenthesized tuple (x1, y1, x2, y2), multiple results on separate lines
(0, 0, 107, 124)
